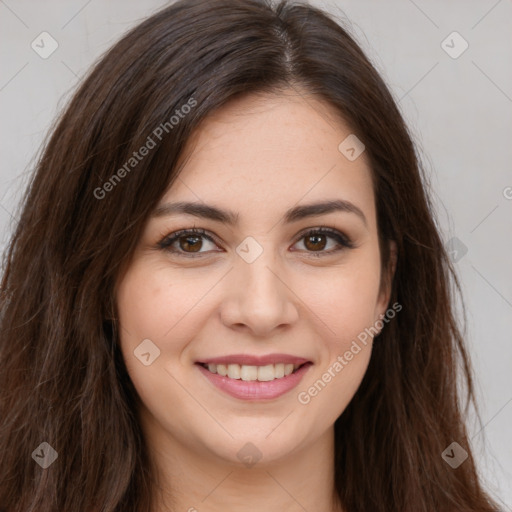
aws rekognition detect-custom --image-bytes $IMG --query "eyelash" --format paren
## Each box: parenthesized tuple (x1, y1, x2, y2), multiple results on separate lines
(157, 226, 355, 259)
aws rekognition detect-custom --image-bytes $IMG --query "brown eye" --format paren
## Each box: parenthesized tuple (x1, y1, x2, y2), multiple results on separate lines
(178, 234, 203, 253)
(303, 233, 328, 251)
(293, 228, 354, 257)
(158, 228, 219, 257)
(158, 226, 354, 259)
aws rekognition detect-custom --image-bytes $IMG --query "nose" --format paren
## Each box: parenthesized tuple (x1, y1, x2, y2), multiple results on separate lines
(219, 250, 299, 338)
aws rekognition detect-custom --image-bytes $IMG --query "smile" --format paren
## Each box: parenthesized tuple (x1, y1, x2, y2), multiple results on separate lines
(195, 356, 313, 401)
(200, 362, 303, 381)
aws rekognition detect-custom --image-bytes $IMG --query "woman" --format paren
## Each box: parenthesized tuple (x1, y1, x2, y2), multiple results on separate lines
(0, 0, 503, 510)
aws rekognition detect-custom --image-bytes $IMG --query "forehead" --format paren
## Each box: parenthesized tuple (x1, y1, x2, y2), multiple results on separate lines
(162, 91, 376, 230)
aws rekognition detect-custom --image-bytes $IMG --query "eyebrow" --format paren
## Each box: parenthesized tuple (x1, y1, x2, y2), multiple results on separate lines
(152, 199, 367, 227)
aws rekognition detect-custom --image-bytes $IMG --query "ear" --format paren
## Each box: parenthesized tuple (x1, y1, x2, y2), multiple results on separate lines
(376, 239, 397, 319)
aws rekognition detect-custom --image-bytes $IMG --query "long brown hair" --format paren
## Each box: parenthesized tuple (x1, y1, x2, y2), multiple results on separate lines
(0, 0, 502, 510)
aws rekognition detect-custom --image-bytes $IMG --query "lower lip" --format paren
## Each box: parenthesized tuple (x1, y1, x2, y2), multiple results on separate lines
(196, 363, 312, 401)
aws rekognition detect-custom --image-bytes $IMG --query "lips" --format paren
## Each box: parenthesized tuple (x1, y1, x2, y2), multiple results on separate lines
(197, 353, 311, 366)
(195, 353, 313, 400)
(198, 362, 303, 381)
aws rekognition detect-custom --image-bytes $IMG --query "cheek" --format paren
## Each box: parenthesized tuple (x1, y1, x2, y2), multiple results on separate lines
(293, 249, 380, 408)
(301, 347, 372, 428)
(116, 265, 203, 432)
(116, 261, 196, 343)
(115, 263, 181, 397)
(296, 287, 375, 421)
(298, 251, 382, 342)
(115, 260, 214, 383)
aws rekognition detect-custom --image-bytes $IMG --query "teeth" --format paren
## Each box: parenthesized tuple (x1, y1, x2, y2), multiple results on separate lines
(257, 364, 275, 381)
(203, 362, 302, 381)
(240, 365, 258, 381)
(227, 364, 241, 379)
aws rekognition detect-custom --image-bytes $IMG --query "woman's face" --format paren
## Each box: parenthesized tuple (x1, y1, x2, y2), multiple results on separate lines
(116, 90, 394, 467)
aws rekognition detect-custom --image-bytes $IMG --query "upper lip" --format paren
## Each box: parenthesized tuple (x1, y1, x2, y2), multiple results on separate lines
(197, 354, 311, 366)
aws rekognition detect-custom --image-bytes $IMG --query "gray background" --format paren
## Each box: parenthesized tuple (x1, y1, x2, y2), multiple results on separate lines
(1, 0, 510, 508)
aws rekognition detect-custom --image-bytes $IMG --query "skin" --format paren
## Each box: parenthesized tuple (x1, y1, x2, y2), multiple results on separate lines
(116, 88, 396, 512)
